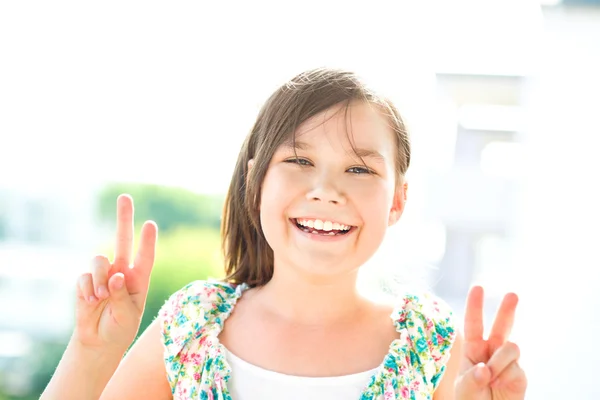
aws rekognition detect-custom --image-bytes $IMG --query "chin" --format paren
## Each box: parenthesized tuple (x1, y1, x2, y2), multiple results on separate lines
(285, 254, 364, 282)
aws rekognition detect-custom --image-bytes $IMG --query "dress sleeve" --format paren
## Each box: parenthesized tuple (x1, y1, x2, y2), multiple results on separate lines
(392, 291, 457, 392)
(157, 280, 213, 393)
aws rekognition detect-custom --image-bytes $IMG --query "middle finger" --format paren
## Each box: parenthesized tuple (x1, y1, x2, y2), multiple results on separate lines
(488, 292, 519, 352)
(113, 194, 134, 271)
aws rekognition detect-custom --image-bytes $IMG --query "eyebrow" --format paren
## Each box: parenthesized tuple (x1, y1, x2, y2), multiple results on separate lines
(282, 140, 386, 162)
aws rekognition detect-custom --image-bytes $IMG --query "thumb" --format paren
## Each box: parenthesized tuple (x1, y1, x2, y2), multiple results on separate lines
(107, 272, 130, 303)
(455, 363, 491, 398)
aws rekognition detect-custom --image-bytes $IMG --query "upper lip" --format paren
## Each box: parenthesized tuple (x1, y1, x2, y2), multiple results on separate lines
(292, 217, 355, 227)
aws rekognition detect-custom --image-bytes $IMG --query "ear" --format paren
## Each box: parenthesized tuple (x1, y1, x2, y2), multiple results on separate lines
(247, 159, 259, 210)
(388, 181, 408, 227)
(247, 159, 254, 185)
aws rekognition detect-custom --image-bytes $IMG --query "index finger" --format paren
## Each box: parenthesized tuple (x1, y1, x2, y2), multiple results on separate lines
(128, 220, 158, 309)
(463, 285, 484, 342)
(113, 194, 134, 271)
(488, 292, 518, 352)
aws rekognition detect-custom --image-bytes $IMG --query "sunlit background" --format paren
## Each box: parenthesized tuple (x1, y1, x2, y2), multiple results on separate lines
(1, 0, 599, 398)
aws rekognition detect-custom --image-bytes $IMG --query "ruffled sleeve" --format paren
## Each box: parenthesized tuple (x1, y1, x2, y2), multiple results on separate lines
(392, 292, 456, 393)
(158, 280, 241, 396)
(359, 291, 456, 400)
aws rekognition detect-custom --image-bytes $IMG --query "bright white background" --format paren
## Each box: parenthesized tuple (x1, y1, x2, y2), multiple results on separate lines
(1, 1, 600, 398)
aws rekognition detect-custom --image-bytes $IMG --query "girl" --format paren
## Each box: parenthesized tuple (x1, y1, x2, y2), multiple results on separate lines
(42, 68, 527, 400)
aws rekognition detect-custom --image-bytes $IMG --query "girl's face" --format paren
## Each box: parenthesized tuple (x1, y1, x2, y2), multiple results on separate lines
(257, 101, 407, 281)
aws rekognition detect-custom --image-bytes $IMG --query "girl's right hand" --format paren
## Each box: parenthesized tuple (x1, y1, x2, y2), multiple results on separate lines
(74, 194, 158, 355)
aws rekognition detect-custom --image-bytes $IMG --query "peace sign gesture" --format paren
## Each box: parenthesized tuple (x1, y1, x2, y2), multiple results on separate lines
(454, 286, 528, 399)
(74, 194, 158, 354)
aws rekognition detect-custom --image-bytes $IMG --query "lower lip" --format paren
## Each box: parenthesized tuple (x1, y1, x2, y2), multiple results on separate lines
(289, 219, 356, 242)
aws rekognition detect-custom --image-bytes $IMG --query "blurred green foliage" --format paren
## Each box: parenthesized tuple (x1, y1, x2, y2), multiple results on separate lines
(96, 182, 228, 335)
(140, 226, 225, 336)
(98, 182, 224, 233)
(0, 182, 227, 399)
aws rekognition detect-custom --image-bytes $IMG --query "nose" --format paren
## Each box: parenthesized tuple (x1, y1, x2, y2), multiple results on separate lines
(305, 175, 346, 205)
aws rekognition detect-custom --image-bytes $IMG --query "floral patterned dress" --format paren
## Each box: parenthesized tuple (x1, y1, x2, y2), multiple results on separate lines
(159, 280, 456, 400)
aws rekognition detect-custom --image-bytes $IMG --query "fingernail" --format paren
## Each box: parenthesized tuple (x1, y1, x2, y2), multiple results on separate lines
(114, 276, 124, 290)
(88, 295, 98, 303)
(474, 363, 485, 382)
(97, 286, 107, 298)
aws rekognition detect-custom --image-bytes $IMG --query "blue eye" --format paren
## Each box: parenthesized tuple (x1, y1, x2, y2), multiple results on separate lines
(347, 166, 372, 175)
(285, 157, 312, 166)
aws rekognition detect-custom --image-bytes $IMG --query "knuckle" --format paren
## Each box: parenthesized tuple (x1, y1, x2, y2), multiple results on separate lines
(505, 341, 520, 358)
(78, 272, 92, 286)
(92, 254, 109, 263)
(508, 366, 528, 391)
(520, 370, 528, 386)
(91, 255, 110, 272)
(77, 274, 94, 297)
(488, 338, 503, 350)
(113, 256, 129, 266)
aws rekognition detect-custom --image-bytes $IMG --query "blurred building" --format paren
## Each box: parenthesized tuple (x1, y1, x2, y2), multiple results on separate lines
(424, 2, 600, 399)
(427, 74, 527, 300)
(419, 0, 540, 301)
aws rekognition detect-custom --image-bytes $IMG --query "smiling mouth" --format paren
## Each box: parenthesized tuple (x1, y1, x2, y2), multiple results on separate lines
(291, 218, 356, 236)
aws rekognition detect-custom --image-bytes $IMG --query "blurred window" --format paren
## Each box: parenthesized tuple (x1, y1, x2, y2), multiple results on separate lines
(563, 0, 600, 5)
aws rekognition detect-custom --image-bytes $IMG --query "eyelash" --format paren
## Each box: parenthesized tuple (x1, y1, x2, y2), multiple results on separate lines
(284, 157, 373, 175)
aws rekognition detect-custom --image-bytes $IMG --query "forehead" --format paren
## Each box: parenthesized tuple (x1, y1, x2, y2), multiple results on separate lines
(285, 101, 396, 155)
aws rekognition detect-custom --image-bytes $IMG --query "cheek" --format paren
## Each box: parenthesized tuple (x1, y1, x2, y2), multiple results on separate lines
(259, 169, 299, 225)
(347, 179, 394, 219)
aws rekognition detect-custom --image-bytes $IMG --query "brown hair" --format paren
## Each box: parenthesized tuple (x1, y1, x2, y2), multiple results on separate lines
(221, 67, 411, 287)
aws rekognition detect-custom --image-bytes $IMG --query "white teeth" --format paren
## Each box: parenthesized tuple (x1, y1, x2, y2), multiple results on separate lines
(296, 218, 351, 231)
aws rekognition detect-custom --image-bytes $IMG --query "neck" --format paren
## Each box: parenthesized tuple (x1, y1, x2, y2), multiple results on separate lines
(254, 264, 367, 326)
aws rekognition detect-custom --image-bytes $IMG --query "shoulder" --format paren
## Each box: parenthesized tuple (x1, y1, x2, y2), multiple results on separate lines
(159, 279, 244, 343)
(391, 291, 457, 390)
(160, 280, 242, 323)
(157, 280, 245, 392)
(392, 291, 455, 335)
(161, 279, 241, 310)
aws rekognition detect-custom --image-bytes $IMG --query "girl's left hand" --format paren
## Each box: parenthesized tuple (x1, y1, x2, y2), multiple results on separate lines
(454, 286, 527, 400)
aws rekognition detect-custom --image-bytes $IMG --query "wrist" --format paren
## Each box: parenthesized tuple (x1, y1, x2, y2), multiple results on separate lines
(69, 336, 126, 362)
(40, 338, 125, 400)
(70, 329, 130, 360)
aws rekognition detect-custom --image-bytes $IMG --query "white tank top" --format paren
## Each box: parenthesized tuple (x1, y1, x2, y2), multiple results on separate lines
(224, 348, 379, 400)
